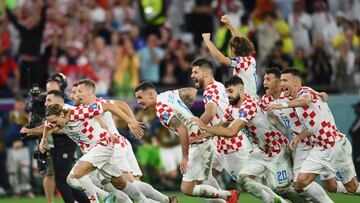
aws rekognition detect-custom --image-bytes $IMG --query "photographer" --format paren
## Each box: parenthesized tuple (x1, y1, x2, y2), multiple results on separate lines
(21, 74, 89, 203)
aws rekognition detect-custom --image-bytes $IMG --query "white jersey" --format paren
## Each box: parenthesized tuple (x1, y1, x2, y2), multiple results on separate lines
(230, 56, 258, 97)
(223, 95, 288, 157)
(59, 102, 111, 153)
(295, 87, 344, 149)
(203, 81, 246, 154)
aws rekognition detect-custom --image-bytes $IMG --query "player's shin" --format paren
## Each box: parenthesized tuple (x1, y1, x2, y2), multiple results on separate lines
(192, 184, 231, 200)
(133, 180, 169, 203)
(301, 182, 334, 203)
(103, 183, 132, 203)
(78, 176, 100, 203)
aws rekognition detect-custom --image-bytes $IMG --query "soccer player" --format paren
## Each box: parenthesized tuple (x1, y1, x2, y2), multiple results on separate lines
(268, 68, 360, 197)
(260, 68, 333, 202)
(192, 76, 291, 203)
(76, 79, 177, 203)
(191, 58, 251, 190)
(134, 82, 239, 203)
(202, 15, 258, 97)
(43, 98, 147, 203)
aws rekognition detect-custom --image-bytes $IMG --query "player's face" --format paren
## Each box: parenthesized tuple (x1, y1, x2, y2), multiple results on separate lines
(46, 114, 67, 128)
(77, 84, 92, 104)
(280, 73, 296, 96)
(263, 73, 280, 96)
(70, 87, 81, 106)
(191, 66, 205, 89)
(135, 90, 154, 110)
(226, 85, 241, 105)
(45, 94, 61, 107)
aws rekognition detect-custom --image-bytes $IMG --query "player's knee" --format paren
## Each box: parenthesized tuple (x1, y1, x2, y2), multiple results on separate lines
(181, 183, 194, 196)
(111, 176, 127, 190)
(323, 180, 337, 193)
(344, 179, 359, 193)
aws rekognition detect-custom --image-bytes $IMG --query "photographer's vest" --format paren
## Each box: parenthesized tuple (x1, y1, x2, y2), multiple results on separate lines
(139, 0, 166, 25)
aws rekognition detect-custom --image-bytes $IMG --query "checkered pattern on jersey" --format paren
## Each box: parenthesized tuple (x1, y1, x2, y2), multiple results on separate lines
(297, 87, 336, 148)
(69, 102, 102, 121)
(203, 82, 221, 124)
(156, 101, 177, 132)
(239, 96, 288, 157)
(231, 56, 255, 74)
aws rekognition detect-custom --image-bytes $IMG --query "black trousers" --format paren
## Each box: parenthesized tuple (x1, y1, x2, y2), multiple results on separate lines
(19, 60, 47, 91)
(52, 135, 89, 203)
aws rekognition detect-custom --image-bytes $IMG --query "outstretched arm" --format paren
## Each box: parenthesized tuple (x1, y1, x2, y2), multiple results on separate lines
(221, 15, 241, 37)
(267, 94, 312, 110)
(178, 87, 198, 108)
(192, 117, 245, 137)
(202, 33, 232, 66)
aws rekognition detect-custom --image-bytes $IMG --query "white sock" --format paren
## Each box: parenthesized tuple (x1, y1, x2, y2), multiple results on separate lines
(122, 181, 148, 202)
(336, 181, 348, 194)
(103, 183, 132, 203)
(133, 181, 169, 203)
(203, 176, 226, 203)
(67, 175, 109, 200)
(303, 182, 334, 203)
(78, 176, 99, 203)
(277, 186, 307, 203)
(238, 176, 275, 202)
(192, 184, 230, 200)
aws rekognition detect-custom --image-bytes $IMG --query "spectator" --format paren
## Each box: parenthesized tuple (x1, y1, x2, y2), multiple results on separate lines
(291, 47, 309, 83)
(349, 101, 360, 180)
(4, 0, 48, 91)
(309, 35, 333, 85)
(264, 41, 291, 70)
(88, 36, 114, 96)
(288, 0, 312, 52)
(0, 51, 19, 97)
(311, 0, 335, 39)
(113, 36, 140, 98)
(333, 21, 360, 50)
(139, 34, 164, 85)
(5, 96, 34, 198)
(137, 0, 168, 37)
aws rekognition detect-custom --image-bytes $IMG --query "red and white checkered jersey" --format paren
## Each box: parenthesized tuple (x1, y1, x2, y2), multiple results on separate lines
(260, 92, 314, 147)
(295, 87, 343, 149)
(61, 102, 111, 153)
(156, 90, 203, 141)
(203, 81, 245, 154)
(96, 98, 128, 148)
(230, 56, 258, 97)
(223, 95, 288, 157)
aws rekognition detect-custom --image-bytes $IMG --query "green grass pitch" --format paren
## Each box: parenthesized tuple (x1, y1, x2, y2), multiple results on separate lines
(0, 192, 359, 202)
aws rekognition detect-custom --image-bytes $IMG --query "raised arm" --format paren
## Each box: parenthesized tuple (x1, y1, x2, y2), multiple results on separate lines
(221, 15, 241, 38)
(202, 33, 232, 66)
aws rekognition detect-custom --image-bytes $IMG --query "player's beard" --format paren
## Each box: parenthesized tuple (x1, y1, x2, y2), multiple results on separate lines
(229, 95, 241, 105)
(195, 78, 205, 90)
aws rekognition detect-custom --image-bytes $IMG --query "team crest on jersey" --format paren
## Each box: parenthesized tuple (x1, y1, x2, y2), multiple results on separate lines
(162, 112, 170, 122)
(206, 95, 212, 101)
(239, 110, 247, 118)
(89, 103, 98, 110)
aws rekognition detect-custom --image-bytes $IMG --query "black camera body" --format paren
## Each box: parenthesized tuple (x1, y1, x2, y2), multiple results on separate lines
(33, 150, 48, 176)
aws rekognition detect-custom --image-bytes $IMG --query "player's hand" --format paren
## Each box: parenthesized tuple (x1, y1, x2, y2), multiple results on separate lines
(289, 137, 300, 150)
(220, 15, 231, 25)
(267, 103, 284, 111)
(20, 127, 30, 135)
(180, 156, 188, 174)
(202, 33, 211, 42)
(109, 132, 118, 146)
(190, 132, 213, 143)
(191, 117, 206, 130)
(39, 138, 47, 153)
(128, 120, 145, 140)
(319, 92, 328, 102)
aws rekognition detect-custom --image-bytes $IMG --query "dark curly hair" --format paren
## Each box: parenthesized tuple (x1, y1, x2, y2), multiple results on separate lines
(229, 36, 256, 57)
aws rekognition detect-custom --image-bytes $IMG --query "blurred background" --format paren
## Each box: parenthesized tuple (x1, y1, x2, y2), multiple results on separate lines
(0, 0, 359, 201)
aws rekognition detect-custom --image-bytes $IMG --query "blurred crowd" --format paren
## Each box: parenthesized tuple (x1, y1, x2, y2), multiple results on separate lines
(0, 0, 360, 198)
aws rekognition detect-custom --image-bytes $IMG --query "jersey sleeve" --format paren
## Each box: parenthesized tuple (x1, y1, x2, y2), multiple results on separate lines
(222, 106, 233, 124)
(69, 102, 104, 121)
(237, 98, 257, 123)
(156, 102, 176, 127)
(203, 85, 220, 106)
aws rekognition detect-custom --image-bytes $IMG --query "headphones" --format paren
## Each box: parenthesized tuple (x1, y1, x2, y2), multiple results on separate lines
(48, 73, 68, 92)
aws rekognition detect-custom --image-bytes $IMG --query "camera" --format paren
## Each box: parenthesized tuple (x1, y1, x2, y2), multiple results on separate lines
(33, 150, 48, 176)
(27, 84, 46, 128)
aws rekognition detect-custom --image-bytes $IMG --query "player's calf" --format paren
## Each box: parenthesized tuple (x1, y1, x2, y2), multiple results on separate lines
(344, 178, 360, 194)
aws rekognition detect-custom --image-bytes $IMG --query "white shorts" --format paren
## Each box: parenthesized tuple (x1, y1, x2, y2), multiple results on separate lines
(239, 147, 293, 188)
(299, 145, 337, 180)
(160, 145, 182, 174)
(329, 137, 356, 183)
(293, 142, 312, 181)
(212, 148, 250, 181)
(182, 139, 214, 182)
(124, 140, 143, 177)
(80, 145, 122, 179)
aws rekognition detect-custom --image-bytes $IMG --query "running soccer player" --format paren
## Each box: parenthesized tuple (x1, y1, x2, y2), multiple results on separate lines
(134, 82, 239, 203)
(202, 15, 258, 97)
(191, 58, 251, 190)
(192, 76, 291, 203)
(268, 68, 360, 198)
